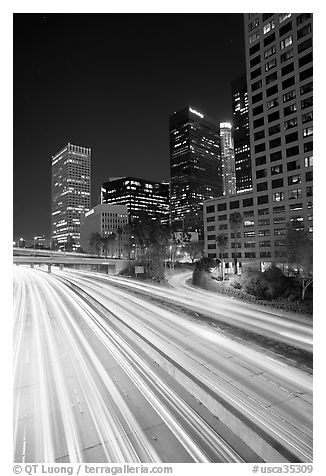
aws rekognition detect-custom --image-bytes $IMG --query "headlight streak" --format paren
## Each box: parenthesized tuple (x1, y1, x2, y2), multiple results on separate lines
(29, 271, 160, 463)
(43, 273, 242, 463)
(40, 278, 161, 464)
(13, 268, 28, 455)
(30, 274, 83, 463)
(61, 271, 312, 390)
(56, 270, 312, 462)
(13, 266, 249, 463)
(82, 270, 312, 351)
(13, 266, 313, 463)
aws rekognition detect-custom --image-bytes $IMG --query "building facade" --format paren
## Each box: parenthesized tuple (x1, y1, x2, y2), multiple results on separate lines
(231, 75, 252, 193)
(101, 177, 169, 223)
(204, 13, 313, 271)
(80, 204, 128, 256)
(220, 122, 236, 196)
(51, 143, 91, 250)
(169, 107, 222, 235)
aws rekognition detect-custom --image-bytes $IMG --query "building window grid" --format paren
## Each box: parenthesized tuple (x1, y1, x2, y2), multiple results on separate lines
(225, 16, 313, 263)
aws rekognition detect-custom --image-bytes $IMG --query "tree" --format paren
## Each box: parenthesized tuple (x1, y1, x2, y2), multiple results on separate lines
(285, 222, 313, 300)
(88, 232, 103, 257)
(168, 231, 192, 266)
(128, 214, 171, 280)
(122, 223, 134, 259)
(65, 235, 76, 252)
(229, 211, 243, 274)
(215, 233, 228, 280)
(115, 226, 124, 259)
(192, 257, 218, 286)
(50, 238, 59, 251)
(102, 232, 116, 258)
(185, 240, 204, 263)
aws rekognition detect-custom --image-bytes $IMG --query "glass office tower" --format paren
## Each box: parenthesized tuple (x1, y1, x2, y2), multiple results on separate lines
(231, 74, 252, 193)
(220, 122, 236, 196)
(169, 106, 222, 235)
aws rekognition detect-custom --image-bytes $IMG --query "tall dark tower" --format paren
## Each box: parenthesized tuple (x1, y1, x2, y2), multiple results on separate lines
(169, 106, 222, 235)
(231, 74, 252, 193)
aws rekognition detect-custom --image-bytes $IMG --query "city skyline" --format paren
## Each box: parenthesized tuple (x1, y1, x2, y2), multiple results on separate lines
(11, 8, 315, 467)
(14, 13, 245, 240)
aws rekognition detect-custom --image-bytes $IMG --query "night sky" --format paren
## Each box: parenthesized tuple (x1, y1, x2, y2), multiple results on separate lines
(13, 13, 245, 240)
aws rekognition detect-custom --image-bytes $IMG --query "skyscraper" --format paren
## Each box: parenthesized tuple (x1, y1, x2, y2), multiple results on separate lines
(231, 74, 252, 192)
(169, 107, 222, 234)
(203, 13, 313, 270)
(51, 143, 91, 250)
(101, 177, 169, 224)
(220, 122, 236, 196)
(246, 12, 313, 251)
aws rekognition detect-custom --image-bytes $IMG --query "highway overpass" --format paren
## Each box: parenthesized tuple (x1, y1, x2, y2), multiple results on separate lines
(13, 254, 130, 275)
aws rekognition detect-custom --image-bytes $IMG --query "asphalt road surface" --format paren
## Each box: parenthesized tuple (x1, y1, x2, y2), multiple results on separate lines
(13, 266, 312, 463)
(101, 270, 313, 352)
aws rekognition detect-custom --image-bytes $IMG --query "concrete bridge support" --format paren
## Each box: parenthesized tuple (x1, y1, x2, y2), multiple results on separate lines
(30, 263, 34, 269)
(47, 264, 52, 273)
(60, 264, 64, 271)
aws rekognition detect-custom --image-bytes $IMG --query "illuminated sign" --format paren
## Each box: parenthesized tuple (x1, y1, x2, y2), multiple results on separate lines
(189, 107, 204, 119)
(85, 209, 95, 217)
(220, 122, 232, 129)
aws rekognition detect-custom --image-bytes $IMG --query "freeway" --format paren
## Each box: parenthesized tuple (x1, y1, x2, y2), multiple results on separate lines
(13, 266, 313, 463)
(13, 266, 259, 463)
(89, 270, 312, 352)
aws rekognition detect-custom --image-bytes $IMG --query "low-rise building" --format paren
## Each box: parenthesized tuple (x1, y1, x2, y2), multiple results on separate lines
(80, 204, 128, 257)
(204, 190, 312, 273)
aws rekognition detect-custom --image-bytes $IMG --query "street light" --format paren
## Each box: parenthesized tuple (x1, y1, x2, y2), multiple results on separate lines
(34, 236, 38, 256)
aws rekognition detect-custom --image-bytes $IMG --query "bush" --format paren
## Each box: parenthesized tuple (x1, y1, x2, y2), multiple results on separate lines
(192, 270, 213, 288)
(242, 272, 269, 299)
(192, 265, 312, 316)
(193, 258, 219, 286)
(194, 257, 218, 272)
(229, 275, 243, 290)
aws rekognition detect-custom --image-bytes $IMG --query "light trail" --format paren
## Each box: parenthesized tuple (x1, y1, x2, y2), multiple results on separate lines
(85, 270, 312, 352)
(54, 268, 313, 462)
(14, 266, 252, 463)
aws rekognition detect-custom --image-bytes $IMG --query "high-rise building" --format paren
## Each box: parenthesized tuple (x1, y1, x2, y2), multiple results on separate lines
(51, 143, 91, 250)
(220, 122, 236, 196)
(169, 107, 222, 234)
(231, 75, 252, 192)
(203, 13, 313, 271)
(101, 177, 169, 223)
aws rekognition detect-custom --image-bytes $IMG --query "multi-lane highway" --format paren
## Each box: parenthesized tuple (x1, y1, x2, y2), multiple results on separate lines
(13, 265, 313, 463)
(101, 270, 313, 352)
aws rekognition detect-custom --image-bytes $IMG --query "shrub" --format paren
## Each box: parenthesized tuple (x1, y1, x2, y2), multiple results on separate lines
(242, 272, 269, 299)
(192, 270, 214, 288)
(192, 265, 312, 316)
(194, 257, 217, 272)
(193, 257, 219, 286)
